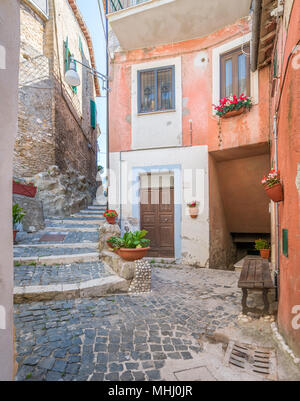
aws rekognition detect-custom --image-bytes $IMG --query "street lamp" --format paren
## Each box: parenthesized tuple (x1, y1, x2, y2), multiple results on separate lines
(65, 54, 110, 92)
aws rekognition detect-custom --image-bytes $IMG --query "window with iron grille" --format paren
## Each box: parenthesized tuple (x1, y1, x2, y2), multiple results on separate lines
(220, 44, 250, 98)
(138, 66, 175, 114)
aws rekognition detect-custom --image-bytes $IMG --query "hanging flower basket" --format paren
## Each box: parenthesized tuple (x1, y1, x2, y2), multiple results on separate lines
(187, 201, 199, 219)
(104, 210, 118, 224)
(13, 180, 37, 198)
(222, 107, 246, 119)
(261, 170, 284, 202)
(213, 94, 252, 118)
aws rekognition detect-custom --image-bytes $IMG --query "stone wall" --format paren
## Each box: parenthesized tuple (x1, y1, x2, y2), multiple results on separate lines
(28, 165, 93, 217)
(14, 1, 98, 214)
(13, 194, 45, 232)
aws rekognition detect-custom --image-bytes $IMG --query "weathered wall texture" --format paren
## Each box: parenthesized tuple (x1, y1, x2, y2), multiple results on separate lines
(272, 1, 300, 357)
(14, 0, 98, 211)
(0, 0, 20, 381)
(109, 17, 271, 268)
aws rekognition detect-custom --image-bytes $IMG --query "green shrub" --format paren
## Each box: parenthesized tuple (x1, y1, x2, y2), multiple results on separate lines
(13, 204, 25, 227)
(255, 239, 270, 250)
(107, 230, 150, 249)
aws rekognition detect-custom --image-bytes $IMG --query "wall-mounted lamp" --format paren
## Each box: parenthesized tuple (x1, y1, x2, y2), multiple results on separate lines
(65, 55, 111, 92)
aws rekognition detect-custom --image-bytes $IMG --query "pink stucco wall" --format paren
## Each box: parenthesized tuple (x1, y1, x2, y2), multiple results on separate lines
(109, 18, 270, 154)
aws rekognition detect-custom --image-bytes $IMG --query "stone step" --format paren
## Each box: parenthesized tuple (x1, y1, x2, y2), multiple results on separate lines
(45, 227, 98, 232)
(71, 213, 105, 218)
(14, 242, 98, 249)
(14, 275, 129, 303)
(46, 219, 104, 225)
(14, 252, 99, 266)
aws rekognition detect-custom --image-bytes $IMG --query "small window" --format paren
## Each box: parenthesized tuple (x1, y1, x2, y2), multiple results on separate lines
(138, 66, 175, 114)
(220, 44, 250, 98)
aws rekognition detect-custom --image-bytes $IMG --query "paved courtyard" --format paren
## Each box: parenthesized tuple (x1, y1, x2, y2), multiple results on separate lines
(15, 266, 243, 381)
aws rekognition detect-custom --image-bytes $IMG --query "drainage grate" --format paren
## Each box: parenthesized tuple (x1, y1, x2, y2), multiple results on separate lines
(224, 341, 277, 381)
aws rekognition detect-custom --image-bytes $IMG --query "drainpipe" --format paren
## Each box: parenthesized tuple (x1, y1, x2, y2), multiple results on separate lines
(273, 115, 280, 301)
(251, 0, 262, 72)
(105, 0, 110, 211)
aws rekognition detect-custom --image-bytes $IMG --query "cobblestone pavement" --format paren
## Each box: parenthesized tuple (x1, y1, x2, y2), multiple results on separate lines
(14, 261, 112, 287)
(15, 231, 99, 245)
(14, 247, 98, 258)
(15, 266, 242, 381)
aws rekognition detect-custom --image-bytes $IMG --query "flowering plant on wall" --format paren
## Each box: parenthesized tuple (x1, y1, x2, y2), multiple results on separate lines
(261, 169, 284, 203)
(261, 169, 280, 188)
(213, 94, 252, 117)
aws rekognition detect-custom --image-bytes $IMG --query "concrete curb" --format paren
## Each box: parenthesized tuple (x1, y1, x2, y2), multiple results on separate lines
(14, 275, 129, 303)
(14, 252, 99, 266)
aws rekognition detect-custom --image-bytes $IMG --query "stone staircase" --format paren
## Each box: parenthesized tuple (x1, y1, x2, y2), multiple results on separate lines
(14, 205, 130, 303)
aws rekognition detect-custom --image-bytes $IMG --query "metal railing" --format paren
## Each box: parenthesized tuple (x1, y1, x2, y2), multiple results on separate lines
(108, 0, 150, 14)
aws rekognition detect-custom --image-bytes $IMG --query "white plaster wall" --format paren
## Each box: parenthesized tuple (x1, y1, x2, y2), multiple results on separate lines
(109, 146, 209, 267)
(131, 56, 182, 149)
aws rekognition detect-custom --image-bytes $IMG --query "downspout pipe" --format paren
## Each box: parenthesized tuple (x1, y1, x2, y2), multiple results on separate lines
(105, 0, 109, 211)
(251, 0, 262, 72)
(273, 115, 280, 301)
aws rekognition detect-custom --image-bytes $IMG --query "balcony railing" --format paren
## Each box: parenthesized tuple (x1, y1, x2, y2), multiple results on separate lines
(108, 0, 150, 14)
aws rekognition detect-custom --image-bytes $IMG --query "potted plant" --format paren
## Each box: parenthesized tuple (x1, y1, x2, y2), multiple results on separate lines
(187, 201, 199, 219)
(261, 169, 283, 202)
(213, 94, 252, 118)
(13, 179, 37, 198)
(104, 210, 118, 224)
(13, 204, 25, 242)
(255, 239, 271, 259)
(107, 230, 150, 261)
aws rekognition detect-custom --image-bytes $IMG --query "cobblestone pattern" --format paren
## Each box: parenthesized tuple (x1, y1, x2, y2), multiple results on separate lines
(14, 247, 98, 258)
(15, 267, 241, 381)
(15, 231, 99, 245)
(129, 260, 152, 294)
(45, 222, 99, 229)
(14, 262, 111, 287)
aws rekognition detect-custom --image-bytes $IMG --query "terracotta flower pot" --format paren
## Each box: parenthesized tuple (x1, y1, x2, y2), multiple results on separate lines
(265, 183, 284, 202)
(189, 206, 199, 219)
(13, 230, 18, 242)
(117, 247, 150, 262)
(222, 107, 246, 119)
(13, 181, 37, 198)
(105, 216, 116, 225)
(260, 249, 270, 259)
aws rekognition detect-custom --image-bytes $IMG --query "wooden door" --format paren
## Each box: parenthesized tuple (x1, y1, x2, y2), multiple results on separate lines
(140, 187, 174, 258)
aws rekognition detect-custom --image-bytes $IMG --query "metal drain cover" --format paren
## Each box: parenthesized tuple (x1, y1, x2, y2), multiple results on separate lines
(224, 341, 278, 381)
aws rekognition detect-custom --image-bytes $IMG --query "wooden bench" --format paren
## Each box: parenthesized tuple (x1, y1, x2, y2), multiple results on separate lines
(238, 257, 275, 316)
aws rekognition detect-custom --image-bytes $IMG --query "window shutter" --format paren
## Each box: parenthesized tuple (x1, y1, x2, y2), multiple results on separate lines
(90, 99, 96, 129)
(72, 61, 78, 94)
(64, 37, 69, 73)
(79, 36, 83, 56)
(282, 229, 288, 257)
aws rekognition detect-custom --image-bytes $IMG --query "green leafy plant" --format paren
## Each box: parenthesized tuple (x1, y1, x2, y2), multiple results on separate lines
(13, 204, 25, 227)
(187, 201, 199, 208)
(107, 230, 150, 249)
(255, 239, 270, 251)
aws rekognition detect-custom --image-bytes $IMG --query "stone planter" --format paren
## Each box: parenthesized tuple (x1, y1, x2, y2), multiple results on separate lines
(260, 249, 270, 259)
(222, 107, 246, 119)
(118, 247, 150, 262)
(264, 183, 284, 202)
(13, 181, 37, 198)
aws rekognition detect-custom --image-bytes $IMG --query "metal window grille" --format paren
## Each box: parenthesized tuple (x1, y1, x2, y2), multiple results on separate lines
(138, 66, 175, 114)
(108, 0, 150, 14)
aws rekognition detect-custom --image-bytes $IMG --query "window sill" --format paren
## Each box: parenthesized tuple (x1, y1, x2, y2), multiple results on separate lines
(138, 109, 176, 116)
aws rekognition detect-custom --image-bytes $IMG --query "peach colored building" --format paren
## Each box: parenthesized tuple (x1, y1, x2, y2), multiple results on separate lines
(256, 0, 300, 357)
(105, 0, 271, 269)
